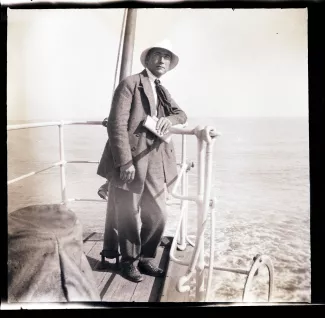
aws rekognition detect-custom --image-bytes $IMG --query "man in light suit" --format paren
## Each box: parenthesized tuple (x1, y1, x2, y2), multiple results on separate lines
(97, 40, 187, 282)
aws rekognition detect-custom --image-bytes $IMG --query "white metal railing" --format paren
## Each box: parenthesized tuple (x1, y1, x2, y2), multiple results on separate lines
(168, 125, 274, 302)
(7, 120, 104, 202)
(7, 120, 274, 303)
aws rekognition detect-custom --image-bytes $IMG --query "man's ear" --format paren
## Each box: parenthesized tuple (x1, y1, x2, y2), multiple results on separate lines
(145, 49, 152, 66)
(145, 55, 149, 66)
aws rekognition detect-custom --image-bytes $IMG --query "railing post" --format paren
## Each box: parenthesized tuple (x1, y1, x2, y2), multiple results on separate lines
(203, 139, 216, 301)
(58, 121, 67, 204)
(196, 138, 206, 301)
(178, 134, 187, 250)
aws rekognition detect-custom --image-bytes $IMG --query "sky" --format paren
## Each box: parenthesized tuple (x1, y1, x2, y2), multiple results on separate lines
(7, 8, 308, 121)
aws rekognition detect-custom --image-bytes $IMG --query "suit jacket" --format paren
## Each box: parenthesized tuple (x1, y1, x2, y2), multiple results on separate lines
(97, 69, 187, 194)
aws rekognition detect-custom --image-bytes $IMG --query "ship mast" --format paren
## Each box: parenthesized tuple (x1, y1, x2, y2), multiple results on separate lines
(119, 9, 137, 82)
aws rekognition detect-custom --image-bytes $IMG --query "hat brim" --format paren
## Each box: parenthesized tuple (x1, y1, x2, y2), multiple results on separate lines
(140, 47, 179, 71)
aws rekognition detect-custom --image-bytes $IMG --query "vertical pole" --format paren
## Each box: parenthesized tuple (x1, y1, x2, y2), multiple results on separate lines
(59, 122, 66, 204)
(119, 9, 137, 82)
(203, 140, 216, 301)
(112, 9, 127, 92)
(196, 138, 206, 301)
(184, 141, 189, 243)
(178, 134, 187, 250)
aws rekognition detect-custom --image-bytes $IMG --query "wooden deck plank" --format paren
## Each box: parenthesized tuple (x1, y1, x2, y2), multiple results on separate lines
(130, 245, 169, 302)
(160, 245, 194, 302)
(100, 240, 171, 302)
(130, 249, 164, 302)
(86, 241, 111, 289)
(82, 232, 185, 303)
(165, 276, 187, 302)
(97, 267, 118, 301)
(129, 275, 157, 302)
(83, 231, 140, 302)
(105, 272, 138, 302)
(100, 265, 136, 302)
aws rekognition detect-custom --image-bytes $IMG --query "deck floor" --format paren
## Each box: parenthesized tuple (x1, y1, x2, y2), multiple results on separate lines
(160, 246, 194, 302)
(83, 232, 195, 302)
(83, 232, 172, 302)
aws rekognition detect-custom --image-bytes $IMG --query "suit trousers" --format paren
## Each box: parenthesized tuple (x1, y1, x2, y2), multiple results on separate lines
(103, 141, 167, 262)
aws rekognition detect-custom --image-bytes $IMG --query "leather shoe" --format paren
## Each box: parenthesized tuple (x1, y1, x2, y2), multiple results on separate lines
(138, 261, 165, 277)
(120, 262, 144, 283)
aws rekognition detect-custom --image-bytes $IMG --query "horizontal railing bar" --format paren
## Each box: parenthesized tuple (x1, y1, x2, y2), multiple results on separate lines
(7, 120, 103, 131)
(166, 201, 181, 206)
(7, 122, 62, 130)
(8, 161, 63, 185)
(169, 126, 221, 138)
(66, 197, 180, 205)
(62, 121, 103, 126)
(66, 198, 105, 203)
(67, 160, 100, 164)
(210, 265, 249, 275)
(67, 160, 189, 165)
(3, 0, 112, 5)
(7, 121, 221, 139)
(170, 258, 250, 276)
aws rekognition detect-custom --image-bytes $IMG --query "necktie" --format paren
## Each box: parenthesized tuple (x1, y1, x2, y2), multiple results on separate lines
(154, 79, 177, 115)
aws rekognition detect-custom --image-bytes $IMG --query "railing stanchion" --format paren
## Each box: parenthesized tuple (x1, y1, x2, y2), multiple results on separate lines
(203, 138, 216, 301)
(178, 134, 187, 250)
(184, 135, 189, 249)
(196, 137, 206, 302)
(59, 121, 67, 204)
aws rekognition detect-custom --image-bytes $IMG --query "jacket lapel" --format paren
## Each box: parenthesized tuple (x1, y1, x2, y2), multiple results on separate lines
(140, 70, 156, 117)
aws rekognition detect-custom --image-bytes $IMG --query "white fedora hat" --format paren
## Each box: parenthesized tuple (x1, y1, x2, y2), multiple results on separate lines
(140, 39, 179, 71)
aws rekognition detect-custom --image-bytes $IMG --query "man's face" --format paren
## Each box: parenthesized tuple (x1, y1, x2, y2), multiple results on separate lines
(145, 48, 172, 78)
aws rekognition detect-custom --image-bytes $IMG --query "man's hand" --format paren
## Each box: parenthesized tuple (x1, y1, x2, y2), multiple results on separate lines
(120, 164, 136, 183)
(156, 117, 172, 136)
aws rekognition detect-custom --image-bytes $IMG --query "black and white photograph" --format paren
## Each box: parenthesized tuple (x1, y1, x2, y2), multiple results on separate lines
(4, 3, 311, 307)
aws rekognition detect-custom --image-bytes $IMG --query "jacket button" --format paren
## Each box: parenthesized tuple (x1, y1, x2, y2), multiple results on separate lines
(131, 147, 136, 151)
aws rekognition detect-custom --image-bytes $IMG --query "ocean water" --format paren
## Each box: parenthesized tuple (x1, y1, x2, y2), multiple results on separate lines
(7, 117, 310, 303)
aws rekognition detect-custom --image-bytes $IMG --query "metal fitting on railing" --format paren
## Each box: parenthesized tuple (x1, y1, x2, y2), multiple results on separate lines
(193, 125, 220, 143)
(177, 274, 193, 293)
